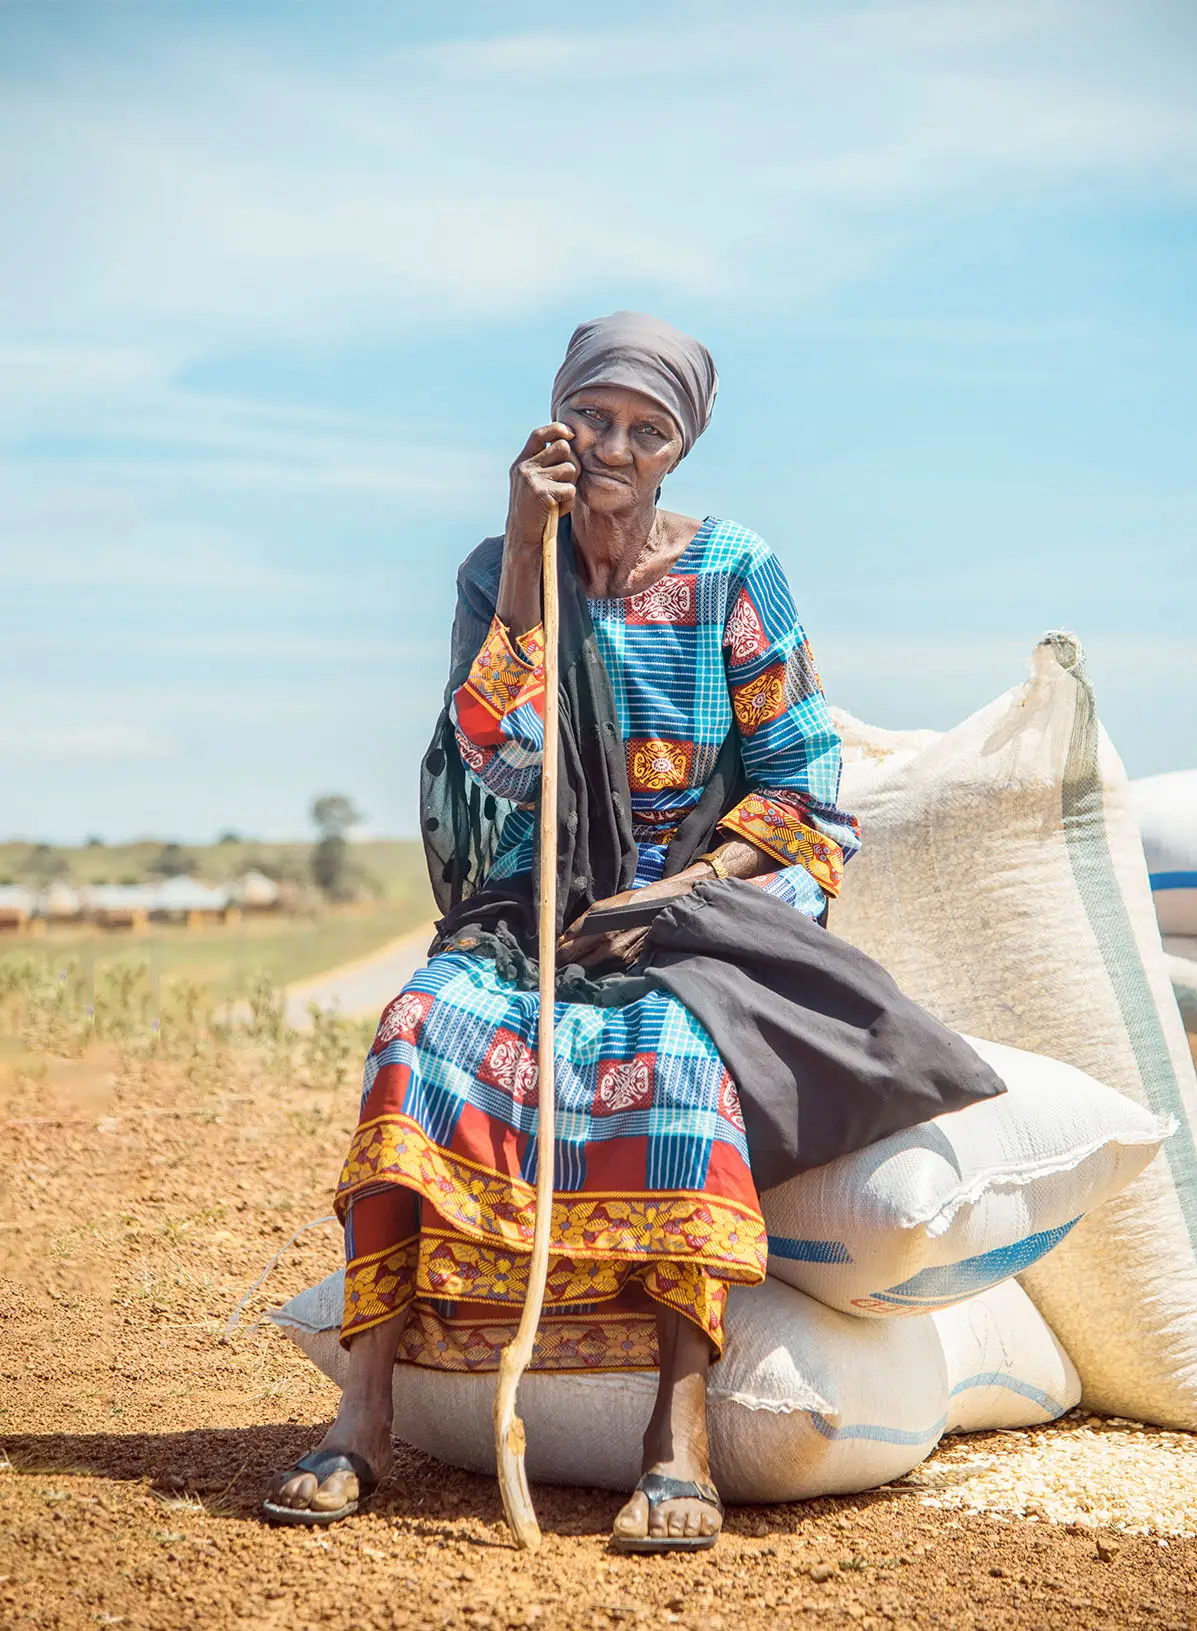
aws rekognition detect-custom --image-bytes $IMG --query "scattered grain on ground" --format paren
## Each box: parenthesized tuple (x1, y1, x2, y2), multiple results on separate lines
(900, 1418, 1197, 1535)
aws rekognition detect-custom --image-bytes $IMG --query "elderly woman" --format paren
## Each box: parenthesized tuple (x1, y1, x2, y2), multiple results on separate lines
(265, 313, 998, 1550)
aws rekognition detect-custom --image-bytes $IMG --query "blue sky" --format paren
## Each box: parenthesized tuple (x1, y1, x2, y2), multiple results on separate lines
(2, 0, 1194, 843)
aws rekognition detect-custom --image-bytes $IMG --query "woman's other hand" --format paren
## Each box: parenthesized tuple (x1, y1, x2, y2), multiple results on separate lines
(556, 871, 703, 971)
(555, 841, 778, 970)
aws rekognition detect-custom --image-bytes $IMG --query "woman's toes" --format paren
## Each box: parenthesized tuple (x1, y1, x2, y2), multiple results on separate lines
(308, 1472, 356, 1513)
(275, 1471, 317, 1509)
(612, 1490, 649, 1538)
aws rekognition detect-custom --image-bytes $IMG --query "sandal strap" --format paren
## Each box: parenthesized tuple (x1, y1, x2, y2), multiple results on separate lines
(290, 1449, 377, 1496)
(635, 1472, 723, 1516)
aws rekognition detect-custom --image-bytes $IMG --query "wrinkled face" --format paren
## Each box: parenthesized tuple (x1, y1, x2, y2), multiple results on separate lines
(560, 384, 684, 513)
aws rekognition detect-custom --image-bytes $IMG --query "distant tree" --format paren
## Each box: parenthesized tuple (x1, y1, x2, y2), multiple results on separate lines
(84, 835, 105, 849)
(311, 796, 362, 839)
(310, 795, 364, 901)
(21, 844, 69, 884)
(147, 842, 193, 879)
(216, 830, 242, 846)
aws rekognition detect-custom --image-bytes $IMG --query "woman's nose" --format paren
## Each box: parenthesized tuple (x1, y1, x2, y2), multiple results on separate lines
(594, 425, 633, 465)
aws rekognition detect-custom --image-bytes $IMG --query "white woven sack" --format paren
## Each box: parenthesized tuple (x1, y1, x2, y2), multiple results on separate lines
(1131, 770, 1197, 937)
(828, 634, 1197, 1427)
(933, 1279, 1080, 1433)
(762, 1036, 1168, 1317)
(270, 1271, 949, 1503)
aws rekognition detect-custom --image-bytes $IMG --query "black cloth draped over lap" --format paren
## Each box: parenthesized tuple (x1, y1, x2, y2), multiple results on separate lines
(419, 516, 1004, 1192)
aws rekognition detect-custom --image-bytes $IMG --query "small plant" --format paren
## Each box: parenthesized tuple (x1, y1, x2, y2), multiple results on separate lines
(0, 943, 381, 1108)
(299, 1003, 372, 1093)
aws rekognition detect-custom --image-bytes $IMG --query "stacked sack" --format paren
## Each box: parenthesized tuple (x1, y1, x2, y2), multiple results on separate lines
(273, 1266, 1084, 1503)
(271, 632, 1182, 1500)
(272, 1030, 1165, 1500)
(830, 634, 1197, 1429)
(272, 655, 1180, 1493)
(1132, 769, 1197, 941)
(1130, 769, 1197, 1036)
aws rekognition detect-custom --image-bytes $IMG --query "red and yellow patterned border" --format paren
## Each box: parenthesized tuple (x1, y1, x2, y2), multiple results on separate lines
(398, 1304, 661, 1372)
(452, 616, 545, 746)
(720, 792, 845, 896)
(337, 1113, 767, 1277)
(341, 1232, 733, 1365)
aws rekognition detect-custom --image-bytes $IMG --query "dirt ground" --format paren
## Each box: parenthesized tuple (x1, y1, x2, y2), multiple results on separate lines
(2, 1042, 1195, 1631)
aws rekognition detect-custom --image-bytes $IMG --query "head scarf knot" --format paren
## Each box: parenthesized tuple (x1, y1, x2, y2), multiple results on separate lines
(551, 311, 718, 456)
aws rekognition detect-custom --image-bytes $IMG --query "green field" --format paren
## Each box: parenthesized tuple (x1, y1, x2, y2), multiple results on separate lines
(0, 902, 431, 998)
(0, 835, 430, 902)
(0, 838, 434, 998)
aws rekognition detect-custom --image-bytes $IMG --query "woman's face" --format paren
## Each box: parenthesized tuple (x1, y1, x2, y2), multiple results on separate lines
(559, 384, 683, 514)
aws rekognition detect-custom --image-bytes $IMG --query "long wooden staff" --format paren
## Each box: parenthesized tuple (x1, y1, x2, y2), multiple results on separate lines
(494, 501, 560, 1551)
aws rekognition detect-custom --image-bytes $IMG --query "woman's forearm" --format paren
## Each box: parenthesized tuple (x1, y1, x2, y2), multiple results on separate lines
(496, 541, 544, 638)
(700, 838, 776, 881)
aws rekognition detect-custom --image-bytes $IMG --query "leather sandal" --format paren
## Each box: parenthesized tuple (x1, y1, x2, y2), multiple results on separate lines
(611, 1472, 723, 1553)
(261, 1449, 377, 1526)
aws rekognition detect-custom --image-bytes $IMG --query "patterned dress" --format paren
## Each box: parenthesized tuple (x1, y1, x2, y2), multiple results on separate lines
(336, 518, 859, 1372)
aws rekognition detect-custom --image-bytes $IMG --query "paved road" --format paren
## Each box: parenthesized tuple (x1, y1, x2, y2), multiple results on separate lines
(284, 921, 435, 1028)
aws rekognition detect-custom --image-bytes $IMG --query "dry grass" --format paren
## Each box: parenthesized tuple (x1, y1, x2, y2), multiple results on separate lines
(0, 952, 375, 1087)
(0, 897, 431, 999)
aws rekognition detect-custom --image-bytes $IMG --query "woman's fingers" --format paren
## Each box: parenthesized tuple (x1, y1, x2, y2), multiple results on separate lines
(559, 928, 648, 969)
(514, 423, 574, 465)
(531, 461, 579, 485)
(556, 929, 605, 966)
(508, 425, 579, 537)
(528, 437, 576, 466)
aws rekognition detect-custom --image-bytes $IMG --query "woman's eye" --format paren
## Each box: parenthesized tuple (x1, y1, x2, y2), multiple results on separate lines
(636, 424, 663, 439)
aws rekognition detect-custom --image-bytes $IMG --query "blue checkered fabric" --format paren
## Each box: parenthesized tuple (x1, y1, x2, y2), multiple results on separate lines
(358, 949, 750, 1195)
(453, 517, 857, 913)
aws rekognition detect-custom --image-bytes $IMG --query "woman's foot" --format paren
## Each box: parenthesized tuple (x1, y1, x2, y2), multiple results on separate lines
(612, 1308, 723, 1549)
(268, 1404, 394, 1517)
(612, 1462, 723, 1546)
(266, 1317, 402, 1522)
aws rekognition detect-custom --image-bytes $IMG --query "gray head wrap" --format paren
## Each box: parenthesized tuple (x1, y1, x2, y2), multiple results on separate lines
(551, 311, 718, 456)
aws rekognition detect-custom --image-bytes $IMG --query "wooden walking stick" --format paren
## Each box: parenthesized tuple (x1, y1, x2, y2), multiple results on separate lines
(494, 501, 560, 1550)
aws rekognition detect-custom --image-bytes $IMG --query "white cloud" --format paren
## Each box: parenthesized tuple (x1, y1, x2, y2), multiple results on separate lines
(0, 0, 1190, 536)
(0, 484, 307, 593)
(0, 721, 175, 764)
(0, 2, 1192, 348)
(0, 342, 501, 501)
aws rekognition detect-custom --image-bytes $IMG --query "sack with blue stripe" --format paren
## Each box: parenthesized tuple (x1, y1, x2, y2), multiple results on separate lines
(1132, 769, 1197, 940)
(829, 635, 1197, 1429)
(761, 1034, 1168, 1318)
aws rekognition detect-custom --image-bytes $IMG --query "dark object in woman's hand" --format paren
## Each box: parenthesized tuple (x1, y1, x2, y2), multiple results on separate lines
(556, 873, 704, 970)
